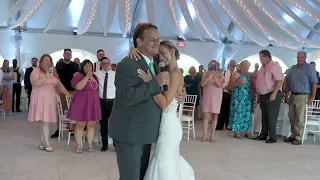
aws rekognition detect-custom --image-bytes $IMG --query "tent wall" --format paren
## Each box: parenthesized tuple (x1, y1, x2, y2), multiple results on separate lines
(1, 30, 320, 69)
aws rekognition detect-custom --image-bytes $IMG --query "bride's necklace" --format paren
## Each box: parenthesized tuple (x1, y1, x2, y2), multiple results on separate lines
(88, 79, 98, 90)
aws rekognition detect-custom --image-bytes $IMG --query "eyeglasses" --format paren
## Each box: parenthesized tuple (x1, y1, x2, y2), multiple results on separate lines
(101, 62, 111, 66)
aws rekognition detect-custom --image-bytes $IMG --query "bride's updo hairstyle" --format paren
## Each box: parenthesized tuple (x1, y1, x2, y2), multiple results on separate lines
(160, 41, 180, 60)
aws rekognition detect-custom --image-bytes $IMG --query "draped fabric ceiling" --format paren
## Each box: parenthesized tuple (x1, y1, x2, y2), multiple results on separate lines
(0, 0, 320, 68)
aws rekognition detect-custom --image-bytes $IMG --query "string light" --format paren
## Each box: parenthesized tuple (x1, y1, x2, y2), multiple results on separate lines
(168, 0, 185, 39)
(288, 0, 320, 23)
(125, 0, 131, 36)
(78, 0, 98, 35)
(190, 0, 220, 42)
(9, 0, 44, 29)
(217, 0, 263, 46)
(235, 0, 298, 50)
(253, 0, 320, 48)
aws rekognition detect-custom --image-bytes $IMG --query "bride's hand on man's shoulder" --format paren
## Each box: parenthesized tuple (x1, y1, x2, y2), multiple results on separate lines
(128, 47, 141, 60)
(137, 69, 152, 82)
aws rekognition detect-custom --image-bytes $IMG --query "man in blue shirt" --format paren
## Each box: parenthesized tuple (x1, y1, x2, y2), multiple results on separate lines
(284, 51, 318, 145)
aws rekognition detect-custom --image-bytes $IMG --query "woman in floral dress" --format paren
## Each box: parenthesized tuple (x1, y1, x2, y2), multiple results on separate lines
(226, 60, 253, 139)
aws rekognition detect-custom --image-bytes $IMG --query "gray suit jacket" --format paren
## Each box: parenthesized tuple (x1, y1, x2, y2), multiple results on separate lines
(109, 55, 162, 144)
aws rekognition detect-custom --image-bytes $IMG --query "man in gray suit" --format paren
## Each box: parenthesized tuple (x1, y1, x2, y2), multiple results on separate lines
(109, 23, 185, 180)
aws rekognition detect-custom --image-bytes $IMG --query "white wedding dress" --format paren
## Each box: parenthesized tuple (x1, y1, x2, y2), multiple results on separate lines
(144, 99, 195, 180)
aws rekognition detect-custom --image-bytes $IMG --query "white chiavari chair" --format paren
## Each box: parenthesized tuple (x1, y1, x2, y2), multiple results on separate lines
(302, 100, 320, 144)
(179, 95, 197, 141)
(56, 95, 70, 142)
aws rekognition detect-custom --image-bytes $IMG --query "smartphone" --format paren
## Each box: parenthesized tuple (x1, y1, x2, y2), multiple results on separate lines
(208, 65, 216, 71)
(49, 67, 54, 75)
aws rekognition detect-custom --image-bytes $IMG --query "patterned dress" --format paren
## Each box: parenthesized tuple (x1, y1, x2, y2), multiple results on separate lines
(28, 68, 59, 123)
(229, 74, 252, 133)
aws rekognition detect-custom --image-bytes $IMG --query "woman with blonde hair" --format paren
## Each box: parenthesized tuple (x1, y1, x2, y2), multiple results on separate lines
(226, 60, 252, 139)
(28, 54, 71, 152)
(200, 60, 224, 143)
(1, 60, 14, 112)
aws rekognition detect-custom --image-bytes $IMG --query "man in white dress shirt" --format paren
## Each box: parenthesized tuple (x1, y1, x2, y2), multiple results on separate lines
(217, 60, 236, 130)
(95, 56, 116, 151)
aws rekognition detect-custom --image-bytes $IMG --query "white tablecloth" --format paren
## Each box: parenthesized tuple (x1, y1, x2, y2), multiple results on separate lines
(253, 102, 291, 137)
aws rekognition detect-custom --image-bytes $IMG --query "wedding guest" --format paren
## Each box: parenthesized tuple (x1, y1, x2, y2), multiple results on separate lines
(184, 66, 201, 122)
(95, 57, 116, 151)
(253, 50, 283, 143)
(200, 60, 224, 143)
(28, 54, 71, 152)
(284, 51, 318, 145)
(111, 63, 117, 71)
(74, 58, 81, 70)
(93, 49, 105, 72)
(67, 60, 101, 153)
(1, 60, 14, 113)
(310, 62, 320, 100)
(226, 60, 252, 139)
(74, 58, 80, 65)
(24, 57, 38, 109)
(51, 49, 79, 138)
(12, 59, 24, 112)
(217, 60, 236, 130)
(197, 65, 205, 78)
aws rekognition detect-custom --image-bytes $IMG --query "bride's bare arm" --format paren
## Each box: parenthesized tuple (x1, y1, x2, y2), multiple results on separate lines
(153, 71, 182, 109)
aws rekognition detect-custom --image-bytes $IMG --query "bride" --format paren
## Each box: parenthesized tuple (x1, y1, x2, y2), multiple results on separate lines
(131, 40, 195, 180)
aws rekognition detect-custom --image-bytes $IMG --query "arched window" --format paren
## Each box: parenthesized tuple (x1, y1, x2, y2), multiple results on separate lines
(242, 54, 288, 73)
(50, 49, 96, 65)
(177, 53, 200, 76)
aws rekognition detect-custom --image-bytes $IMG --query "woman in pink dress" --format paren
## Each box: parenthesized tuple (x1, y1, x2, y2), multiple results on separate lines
(200, 60, 224, 143)
(67, 60, 101, 153)
(28, 54, 71, 152)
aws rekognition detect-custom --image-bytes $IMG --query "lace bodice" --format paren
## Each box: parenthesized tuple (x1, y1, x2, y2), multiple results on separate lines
(162, 99, 179, 114)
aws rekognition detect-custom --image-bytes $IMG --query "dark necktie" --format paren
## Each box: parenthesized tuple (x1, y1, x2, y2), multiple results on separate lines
(103, 72, 108, 99)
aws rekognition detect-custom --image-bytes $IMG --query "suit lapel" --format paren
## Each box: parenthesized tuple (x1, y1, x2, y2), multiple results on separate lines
(153, 60, 160, 75)
(137, 56, 150, 74)
(137, 55, 159, 77)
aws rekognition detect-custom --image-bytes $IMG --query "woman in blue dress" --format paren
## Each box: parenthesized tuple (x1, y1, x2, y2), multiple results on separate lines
(226, 60, 253, 139)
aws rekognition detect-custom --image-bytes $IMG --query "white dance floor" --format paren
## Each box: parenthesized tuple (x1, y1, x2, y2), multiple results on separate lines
(0, 112, 320, 180)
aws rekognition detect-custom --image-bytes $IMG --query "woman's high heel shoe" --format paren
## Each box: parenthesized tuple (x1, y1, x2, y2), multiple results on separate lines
(245, 133, 253, 139)
(201, 136, 207, 142)
(234, 133, 242, 139)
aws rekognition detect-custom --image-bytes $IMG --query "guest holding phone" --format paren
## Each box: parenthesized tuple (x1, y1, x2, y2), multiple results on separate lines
(200, 60, 224, 143)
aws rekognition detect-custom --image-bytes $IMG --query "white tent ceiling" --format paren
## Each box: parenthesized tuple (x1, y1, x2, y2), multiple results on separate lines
(0, 0, 320, 49)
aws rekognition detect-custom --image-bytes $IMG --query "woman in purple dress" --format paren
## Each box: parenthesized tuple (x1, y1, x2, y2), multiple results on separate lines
(67, 59, 101, 153)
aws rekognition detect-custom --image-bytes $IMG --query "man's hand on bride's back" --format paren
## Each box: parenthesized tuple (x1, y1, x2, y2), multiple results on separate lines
(175, 87, 186, 104)
(128, 47, 141, 60)
(155, 72, 170, 87)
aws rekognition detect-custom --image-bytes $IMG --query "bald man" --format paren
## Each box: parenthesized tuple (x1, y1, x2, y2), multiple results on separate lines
(284, 51, 318, 145)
